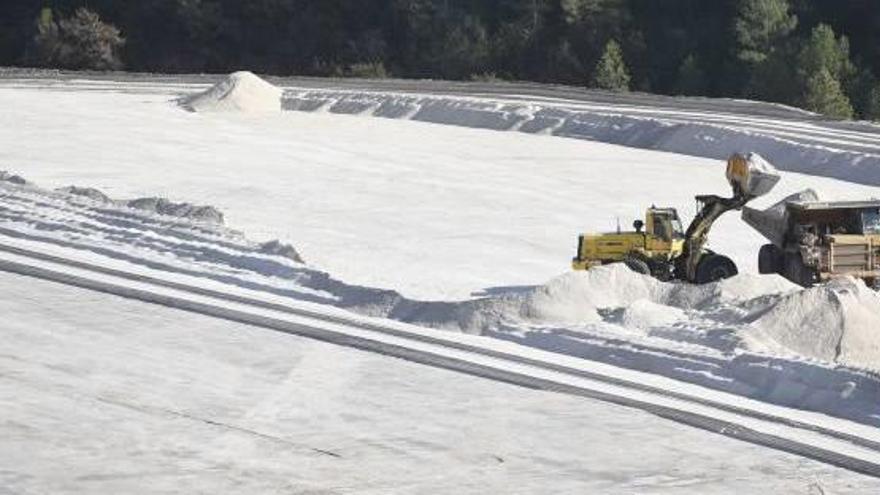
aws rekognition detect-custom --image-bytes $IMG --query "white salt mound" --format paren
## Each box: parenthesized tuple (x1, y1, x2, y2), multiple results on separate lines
(744, 278, 880, 370)
(504, 265, 880, 372)
(522, 265, 796, 319)
(620, 299, 686, 330)
(181, 71, 282, 113)
(522, 265, 667, 325)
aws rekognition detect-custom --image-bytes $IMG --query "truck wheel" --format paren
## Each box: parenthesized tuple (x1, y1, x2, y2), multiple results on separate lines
(695, 254, 738, 284)
(784, 253, 816, 288)
(623, 256, 651, 276)
(758, 244, 783, 274)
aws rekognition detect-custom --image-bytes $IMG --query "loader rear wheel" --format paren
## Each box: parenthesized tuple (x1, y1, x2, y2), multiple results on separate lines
(758, 244, 783, 274)
(695, 254, 738, 284)
(623, 256, 651, 276)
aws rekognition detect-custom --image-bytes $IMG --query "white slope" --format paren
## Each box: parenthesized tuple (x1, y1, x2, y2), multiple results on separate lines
(1, 177, 878, 429)
(2, 83, 879, 303)
(1, 77, 879, 421)
(284, 89, 880, 186)
(2, 270, 878, 494)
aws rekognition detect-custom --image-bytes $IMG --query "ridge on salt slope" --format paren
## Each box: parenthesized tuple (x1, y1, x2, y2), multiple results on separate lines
(285, 91, 880, 187)
(181, 71, 282, 113)
(745, 278, 880, 370)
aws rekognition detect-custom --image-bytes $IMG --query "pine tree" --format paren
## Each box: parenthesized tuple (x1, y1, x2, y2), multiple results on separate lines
(794, 24, 857, 119)
(32, 8, 59, 65)
(436, 15, 490, 79)
(734, 0, 797, 64)
(866, 85, 880, 122)
(591, 39, 630, 91)
(675, 54, 705, 95)
(803, 68, 854, 119)
(844, 67, 878, 119)
(798, 24, 854, 83)
(33, 8, 124, 70)
(747, 46, 796, 103)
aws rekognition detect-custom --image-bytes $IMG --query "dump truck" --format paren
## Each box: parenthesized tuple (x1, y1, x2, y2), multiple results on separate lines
(572, 153, 780, 284)
(744, 192, 880, 287)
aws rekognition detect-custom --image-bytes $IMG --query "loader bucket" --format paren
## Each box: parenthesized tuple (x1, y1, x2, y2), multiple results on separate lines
(727, 153, 781, 199)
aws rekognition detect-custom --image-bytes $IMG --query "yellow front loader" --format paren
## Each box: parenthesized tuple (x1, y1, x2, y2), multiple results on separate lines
(572, 153, 781, 284)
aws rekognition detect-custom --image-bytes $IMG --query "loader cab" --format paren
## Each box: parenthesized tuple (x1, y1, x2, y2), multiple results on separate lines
(645, 207, 685, 242)
(642, 207, 686, 257)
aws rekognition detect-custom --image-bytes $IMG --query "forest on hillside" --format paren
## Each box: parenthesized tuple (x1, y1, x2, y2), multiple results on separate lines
(2, 0, 880, 119)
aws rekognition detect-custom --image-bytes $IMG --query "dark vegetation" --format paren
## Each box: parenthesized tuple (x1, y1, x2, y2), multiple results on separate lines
(3, 1, 880, 119)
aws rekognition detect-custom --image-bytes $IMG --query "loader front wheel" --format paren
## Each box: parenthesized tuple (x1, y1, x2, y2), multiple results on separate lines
(695, 254, 738, 284)
(623, 256, 651, 276)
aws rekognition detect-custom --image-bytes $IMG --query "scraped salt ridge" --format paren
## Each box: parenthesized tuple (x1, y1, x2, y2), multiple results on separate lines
(58, 185, 226, 225)
(284, 90, 880, 187)
(181, 71, 282, 113)
(3, 172, 302, 263)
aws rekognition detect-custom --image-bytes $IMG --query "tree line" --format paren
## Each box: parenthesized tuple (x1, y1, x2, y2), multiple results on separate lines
(2, 0, 880, 120)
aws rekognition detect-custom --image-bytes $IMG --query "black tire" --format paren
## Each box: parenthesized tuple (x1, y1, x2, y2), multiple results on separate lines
(758, 244, 783, 274)
(784, 253, 816, 288)
(623, 256, 651, 276)
(695, 254, 739, 284)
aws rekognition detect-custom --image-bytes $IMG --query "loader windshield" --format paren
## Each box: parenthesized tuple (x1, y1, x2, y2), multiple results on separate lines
(651, 210, 685, 241)
(671, 217, 684, 239)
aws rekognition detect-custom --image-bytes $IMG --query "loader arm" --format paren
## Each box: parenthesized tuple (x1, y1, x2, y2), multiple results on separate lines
(675, 153, 781, 283)
(677, 194, 749, 282)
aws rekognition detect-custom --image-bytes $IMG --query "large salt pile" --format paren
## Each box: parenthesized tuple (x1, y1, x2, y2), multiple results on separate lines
(518, 266, 797, 327)
(521, 264, 669, 325)
(181, 71, 282, 113)
(744, 278, 880, 371)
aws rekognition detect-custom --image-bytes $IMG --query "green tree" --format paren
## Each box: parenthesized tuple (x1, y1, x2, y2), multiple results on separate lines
(675, 54, 706, 95)
(436, 15, 491, 79)
(746, 46, 796, 103)
(564, 0, 635, 79)
(844, 67, 879, 119)
(733, 0, 797, 64)
(803, 68, 854, 119)
(591, 39, 630, 91)
(866, 85, 880, 121)
(545, 40, 585, 84)
(33, 7, 124, 70)
(798, 24, 854, 83)
(31, 8, 58, 65)
(795, 24, 858, 118)
(561, 0, 604, 25)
